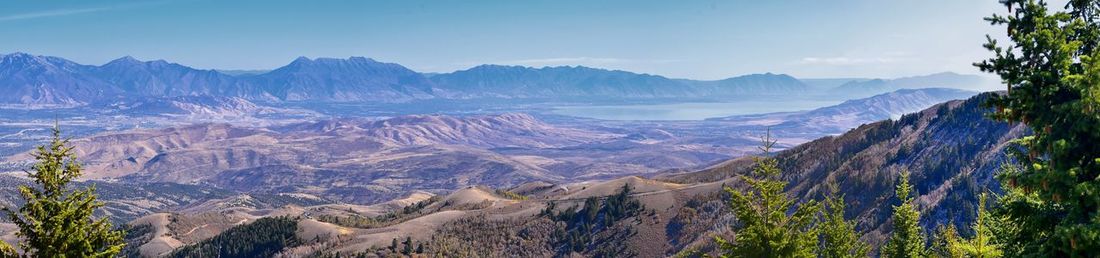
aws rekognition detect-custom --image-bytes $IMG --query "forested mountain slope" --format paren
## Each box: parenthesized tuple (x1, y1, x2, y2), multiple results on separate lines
(661, 92, 1026, 247)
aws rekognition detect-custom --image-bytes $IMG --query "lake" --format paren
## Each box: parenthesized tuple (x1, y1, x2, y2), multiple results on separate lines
(550, 99, 843, 121)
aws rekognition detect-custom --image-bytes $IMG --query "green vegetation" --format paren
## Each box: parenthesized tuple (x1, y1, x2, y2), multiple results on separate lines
(929, 193, 1004, 258)
(717, 133, 820, 258)
(881, 171, 927, 258)
(0, 126, 124, 257)
(314, 235, 427, 258)
(425, 216, 558, 257)
(977, 0, 1100, 255)
(952, 193, 1003, 258)
(166, 216, 301, 258)
(315, 213, 377, 228)
(817, 185, 870, 258)
(119, 223, 155, 258)
(315, 196, 440, 229)
(418, 185, 650, 257)
(495, 189, 529, 200)
(402, 236, 413, 255)
(546, 183, 645, 256)
(931, 225, 964, 258)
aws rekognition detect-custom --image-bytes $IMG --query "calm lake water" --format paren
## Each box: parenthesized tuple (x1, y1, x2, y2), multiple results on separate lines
(550, 99, 843, 121)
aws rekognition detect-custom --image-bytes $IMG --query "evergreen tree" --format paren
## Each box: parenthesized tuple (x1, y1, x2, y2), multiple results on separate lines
(583, 196, 599, 224)
(881, 171, 927, 258)
(931, 225, 964, 258)
(0, 125, 124, 257)
(977, 0, 1100, 255)
(717, 131, 820, 258)
(952, 194, 1003, 258)
(816, 184, 869, 258)
(604, 183, 641, 223)
(402, 236, 413, 255)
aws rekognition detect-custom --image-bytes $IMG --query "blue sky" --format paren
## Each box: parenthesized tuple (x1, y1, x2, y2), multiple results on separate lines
(0, 0, 1011, 80)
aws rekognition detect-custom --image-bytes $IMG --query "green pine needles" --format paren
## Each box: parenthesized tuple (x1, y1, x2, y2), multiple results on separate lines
(881, 171, 927, 258)
(717, 131, 822, 258)
(818, 185, 870, 258)
(977, 0, 1100, 255)
(0, 125, 124, 257)
(953, 193, 1003, 258)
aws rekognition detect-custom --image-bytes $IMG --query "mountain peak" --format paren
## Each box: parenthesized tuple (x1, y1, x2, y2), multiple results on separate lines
(347, 56, 374, 62)
(466, 64, 530, 72)
(926, 71, 962, 76)
(0, 52, 75, 71)
(291, 56, 312, 63)
(101, 56, 179, 70)
(105, 56, 142, 66)
(2, 52, 40, 63)
(278, 56, 316, 70)
(540, 65, 605, 71)
(3, 52, 35, 58)
(714, 73, 803, 85)
(309, 56, 380, 64)
(724, 72, 794, 80)
(283, 56, 388, 69)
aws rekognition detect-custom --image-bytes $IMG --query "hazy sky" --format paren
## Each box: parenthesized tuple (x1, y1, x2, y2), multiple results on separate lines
(0, 0, 1014, 80)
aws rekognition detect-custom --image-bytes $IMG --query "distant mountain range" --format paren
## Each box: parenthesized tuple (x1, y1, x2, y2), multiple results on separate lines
(709, 88, 978, 133)
(830, 72, 991, 98)
(0, 52, 995, 105)
(429, 65, 809, 99)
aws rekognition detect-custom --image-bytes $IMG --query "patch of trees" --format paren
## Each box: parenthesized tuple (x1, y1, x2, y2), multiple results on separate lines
(166, 216, 301, 258)
(494, 188, 529, 200)
(404, 185, 648, 257)
(716, 133, 999, 257)
(877, 171, 1002, 258)
(438, 199, 493, 211)
(315, 236, 426, 258)
(666, 191, 730, 253)
(315, 213, 378, 229)
(315, 196, 441, 229)
(424, 215, 558, 256)
(716, 134, 861, 258)
(167, 212, 245, 243)
(119, 223, 155, 258)
(248, 193, 333, 208)
(543, 183, 645, 256)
